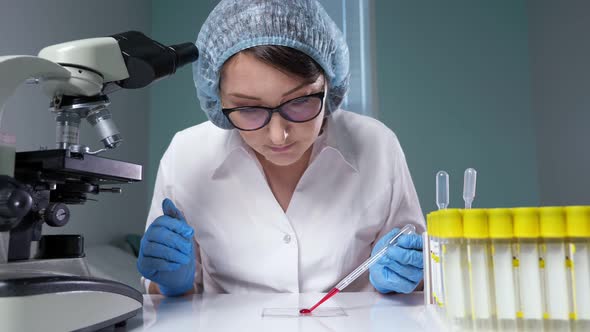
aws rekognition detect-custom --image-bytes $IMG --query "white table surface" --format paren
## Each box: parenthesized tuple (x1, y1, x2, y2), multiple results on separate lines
(109, 291, 447, 332)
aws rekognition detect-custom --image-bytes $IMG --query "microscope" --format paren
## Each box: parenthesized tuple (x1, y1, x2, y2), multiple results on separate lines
(0, 31, 198, 331)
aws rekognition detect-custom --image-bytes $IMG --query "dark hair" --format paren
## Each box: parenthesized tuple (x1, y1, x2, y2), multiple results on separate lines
(242, 45, 324, 84)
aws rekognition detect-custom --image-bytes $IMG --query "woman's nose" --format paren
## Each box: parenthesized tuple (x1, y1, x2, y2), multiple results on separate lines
(267, 113, 289, 145)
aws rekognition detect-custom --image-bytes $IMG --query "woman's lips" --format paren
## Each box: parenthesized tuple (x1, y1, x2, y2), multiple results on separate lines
(269, 142, 295, 153)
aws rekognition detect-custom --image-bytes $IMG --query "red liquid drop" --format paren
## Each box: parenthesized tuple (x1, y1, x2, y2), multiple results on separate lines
(300, 287, 341, 315)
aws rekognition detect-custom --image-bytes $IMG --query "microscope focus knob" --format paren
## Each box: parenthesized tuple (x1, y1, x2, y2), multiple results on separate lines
(0, 186, 33, 232)
(3, 188, 33, 218)
(44, 203, 70, 227)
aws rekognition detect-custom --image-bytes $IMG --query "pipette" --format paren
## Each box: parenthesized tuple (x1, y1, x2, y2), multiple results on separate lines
(463, 168, 477, 209)
(436, 171, 449, 210)
(300, 224, 417, 314)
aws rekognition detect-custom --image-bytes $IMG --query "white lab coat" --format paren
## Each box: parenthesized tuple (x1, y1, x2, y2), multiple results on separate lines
(142, 109, 425, 294)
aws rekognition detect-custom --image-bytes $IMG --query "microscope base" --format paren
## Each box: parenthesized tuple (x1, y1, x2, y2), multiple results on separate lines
(0, 274, 143, 331)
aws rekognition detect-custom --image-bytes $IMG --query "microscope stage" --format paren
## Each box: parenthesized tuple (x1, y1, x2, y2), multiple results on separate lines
(16, 149, 142, 184)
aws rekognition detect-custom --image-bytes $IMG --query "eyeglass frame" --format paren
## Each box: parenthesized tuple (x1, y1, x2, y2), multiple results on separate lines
(221, 91, 325, 131)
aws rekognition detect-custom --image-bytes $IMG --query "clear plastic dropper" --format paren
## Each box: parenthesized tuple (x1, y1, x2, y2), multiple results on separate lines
(463, 168, 477, 209)
(436, 171, 449, 210)
(335, 223, 416, 290)
(301, 224, 417, 314)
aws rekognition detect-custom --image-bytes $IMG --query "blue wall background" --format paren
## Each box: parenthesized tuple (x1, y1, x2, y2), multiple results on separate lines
(373, 1, 539, 212)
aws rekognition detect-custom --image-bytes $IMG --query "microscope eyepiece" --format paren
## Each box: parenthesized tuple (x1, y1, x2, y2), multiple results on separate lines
(169, 43, 199, 68)
(111, 31, 199, 89)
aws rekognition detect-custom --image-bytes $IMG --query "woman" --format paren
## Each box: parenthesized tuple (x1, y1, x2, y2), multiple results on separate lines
(137, 0, 425, 297)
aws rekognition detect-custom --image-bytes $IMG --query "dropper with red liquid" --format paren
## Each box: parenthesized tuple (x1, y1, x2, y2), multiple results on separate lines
(299, 288, 340, 314)
(299, 224, 416, 315)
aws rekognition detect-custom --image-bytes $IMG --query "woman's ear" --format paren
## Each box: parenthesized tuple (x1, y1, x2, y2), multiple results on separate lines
(319, 117, 327, 135)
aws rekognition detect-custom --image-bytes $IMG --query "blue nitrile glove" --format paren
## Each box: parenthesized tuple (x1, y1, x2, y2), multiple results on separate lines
(137, 198, 195, 296)
(369, 228, 424, 294)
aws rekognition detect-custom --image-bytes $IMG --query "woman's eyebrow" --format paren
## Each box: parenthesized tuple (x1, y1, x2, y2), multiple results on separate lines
(227, 81, 311, 101)
(228, 93, 261, 100)
(281, 82, 309, 97)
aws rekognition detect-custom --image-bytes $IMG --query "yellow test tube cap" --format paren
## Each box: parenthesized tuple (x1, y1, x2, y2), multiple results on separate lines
(438, 209, 463, 238)
(565, 206, 590, 238)
(488, 208, 513, 239)
(539, 207, 567, 238)
(512, 207, 540, 238)
(463, 209, 489, 239)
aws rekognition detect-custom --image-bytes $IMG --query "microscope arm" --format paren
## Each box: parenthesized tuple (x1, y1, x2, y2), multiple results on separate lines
(0, 56, 71, 116)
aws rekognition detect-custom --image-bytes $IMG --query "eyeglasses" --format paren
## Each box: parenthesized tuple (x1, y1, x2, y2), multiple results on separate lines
(222, 92, 325, 131)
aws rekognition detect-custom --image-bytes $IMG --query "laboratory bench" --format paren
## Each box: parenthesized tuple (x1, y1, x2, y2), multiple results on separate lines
(103, 291, 446, 331)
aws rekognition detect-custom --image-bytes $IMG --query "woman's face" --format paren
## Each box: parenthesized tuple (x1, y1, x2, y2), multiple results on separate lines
(220, 52, 326, 167)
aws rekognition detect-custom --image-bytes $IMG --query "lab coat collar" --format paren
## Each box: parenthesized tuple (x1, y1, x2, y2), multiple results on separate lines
(211, 110, 359, 179)
(323, 110, 359, 172)
(210, 129, 249, 179)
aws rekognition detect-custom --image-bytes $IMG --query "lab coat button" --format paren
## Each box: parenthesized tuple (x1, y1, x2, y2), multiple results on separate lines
(283, 234, 291, 244)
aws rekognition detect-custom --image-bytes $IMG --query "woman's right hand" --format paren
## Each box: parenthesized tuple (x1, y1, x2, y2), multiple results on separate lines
(137, 198, 195, 296)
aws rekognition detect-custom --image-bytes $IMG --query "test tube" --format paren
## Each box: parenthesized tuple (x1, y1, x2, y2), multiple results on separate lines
(463, 209, 495, 330)
(428, 212, 443, 308)
(512, 208, 544, 331)
(488, 208, 518, 331)
(424, 213, 434, 306)
(433, 212, 444, 308)
(0, 132, 15, 177)
(0, 132, 15, 265)
(538, 207, 571, 331)
(434, 171, 448, 310)
(565, 206, 590, 331)
(439, 209, 471, 330)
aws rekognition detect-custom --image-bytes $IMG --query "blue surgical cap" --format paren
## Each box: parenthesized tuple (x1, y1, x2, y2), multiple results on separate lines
(193, 0, 350, 129)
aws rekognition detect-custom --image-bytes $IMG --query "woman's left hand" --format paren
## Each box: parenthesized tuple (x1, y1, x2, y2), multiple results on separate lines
(368, 228, 424, 294)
